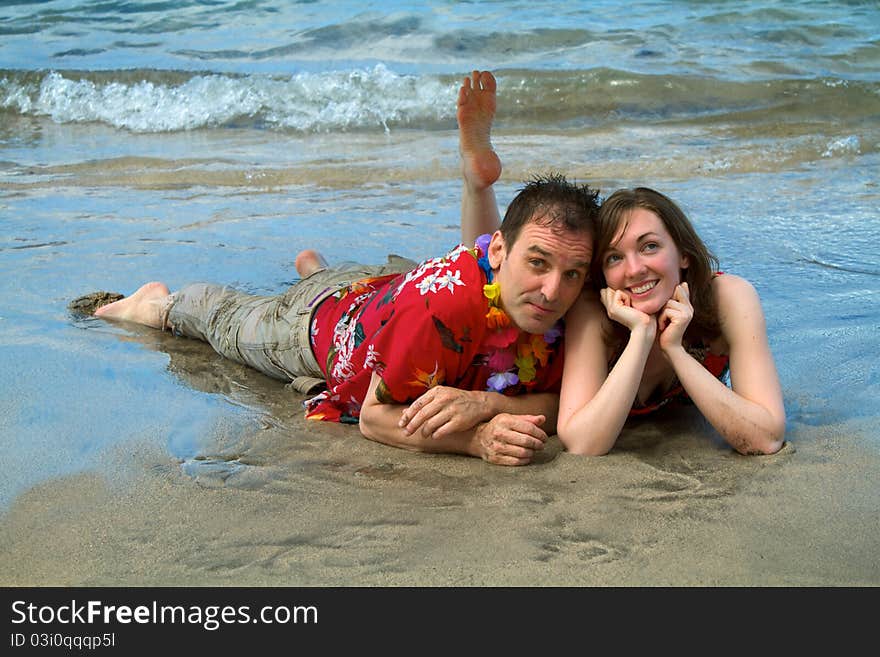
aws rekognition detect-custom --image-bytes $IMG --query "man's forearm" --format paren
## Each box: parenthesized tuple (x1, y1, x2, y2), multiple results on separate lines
(358, 372, 557, 463)
(359, 397, 482, 457)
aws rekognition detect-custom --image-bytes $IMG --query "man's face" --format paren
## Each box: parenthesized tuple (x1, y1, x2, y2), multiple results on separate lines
(488, 218, 592, 334)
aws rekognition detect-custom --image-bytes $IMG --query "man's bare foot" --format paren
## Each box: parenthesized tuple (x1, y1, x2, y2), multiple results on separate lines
(94, 281, 170, 328)
(457, 70, 502, 190)
(295, 249, 328, 277)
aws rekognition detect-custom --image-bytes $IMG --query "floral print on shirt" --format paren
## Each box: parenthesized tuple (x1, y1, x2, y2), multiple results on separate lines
(305, 241, 566, 423)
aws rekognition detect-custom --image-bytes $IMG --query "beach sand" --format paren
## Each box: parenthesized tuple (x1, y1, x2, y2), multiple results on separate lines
(2, 334, 877, 586)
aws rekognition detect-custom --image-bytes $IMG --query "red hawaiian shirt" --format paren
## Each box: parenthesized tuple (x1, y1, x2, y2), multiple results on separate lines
(304, 242, 566, 423)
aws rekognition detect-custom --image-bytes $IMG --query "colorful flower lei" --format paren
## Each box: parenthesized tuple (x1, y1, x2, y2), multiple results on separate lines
(474, 234, 562, 393)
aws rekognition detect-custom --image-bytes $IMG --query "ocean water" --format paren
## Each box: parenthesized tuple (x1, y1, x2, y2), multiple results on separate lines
(0, 0, 878, 509)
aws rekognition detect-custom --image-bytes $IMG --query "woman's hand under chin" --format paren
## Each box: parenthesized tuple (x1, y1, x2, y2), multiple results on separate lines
(658, 282, 694, 352)
(600, 287, 657, 340)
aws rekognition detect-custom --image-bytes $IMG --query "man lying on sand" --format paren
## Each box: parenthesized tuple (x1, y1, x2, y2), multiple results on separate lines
(83, 74, 599, 465)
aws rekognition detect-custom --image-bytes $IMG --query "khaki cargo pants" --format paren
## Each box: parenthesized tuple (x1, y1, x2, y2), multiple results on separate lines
(163, 256, 415, 394)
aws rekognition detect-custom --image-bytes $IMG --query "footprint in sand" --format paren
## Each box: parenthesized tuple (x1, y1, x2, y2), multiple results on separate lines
(531, 517, 624, 565)
(617, 459, 731, 504)
(181, 518, 422, 580)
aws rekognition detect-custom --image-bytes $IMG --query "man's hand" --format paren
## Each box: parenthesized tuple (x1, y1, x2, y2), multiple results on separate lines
(360, 372, 557, 464)
(399, 386, 493, 438)
(475, 413, 547, 466)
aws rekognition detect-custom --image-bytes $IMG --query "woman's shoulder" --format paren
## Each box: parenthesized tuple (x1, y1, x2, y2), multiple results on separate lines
(567, 290, 621, 355)
(710, 272, 767, 340)
(710, 271, 759, 304)
(568, 290, 612, 329)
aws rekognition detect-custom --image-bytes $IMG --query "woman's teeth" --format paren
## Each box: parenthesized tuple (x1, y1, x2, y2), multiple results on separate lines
(630, 281, 657, 294)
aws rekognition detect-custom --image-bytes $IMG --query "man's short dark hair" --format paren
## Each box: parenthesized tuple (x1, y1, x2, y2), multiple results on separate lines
(500, 173, 600, 246)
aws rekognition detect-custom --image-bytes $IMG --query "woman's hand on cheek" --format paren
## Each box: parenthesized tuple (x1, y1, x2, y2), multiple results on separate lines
(658, 283, 693, 351)
(601, 287, 656, 336)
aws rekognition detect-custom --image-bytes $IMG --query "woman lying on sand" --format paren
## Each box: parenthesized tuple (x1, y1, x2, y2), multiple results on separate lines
(454, 70, 785, 456)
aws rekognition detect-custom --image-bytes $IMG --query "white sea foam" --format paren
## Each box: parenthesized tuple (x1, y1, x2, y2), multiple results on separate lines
(0, 65, 456, 133)
(822, 135, 861, 158)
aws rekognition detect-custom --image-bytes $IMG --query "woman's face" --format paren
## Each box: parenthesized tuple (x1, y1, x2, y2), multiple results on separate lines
(600, 207, 689, 315)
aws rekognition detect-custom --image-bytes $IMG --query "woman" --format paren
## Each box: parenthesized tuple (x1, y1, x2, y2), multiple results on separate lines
(457, 70, 785, 456)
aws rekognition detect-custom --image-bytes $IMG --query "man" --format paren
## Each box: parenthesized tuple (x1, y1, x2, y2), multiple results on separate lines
(89, 74, 598, 466)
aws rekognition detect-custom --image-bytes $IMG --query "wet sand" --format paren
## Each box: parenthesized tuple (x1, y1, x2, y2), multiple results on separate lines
(2, 335, 877, 586)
